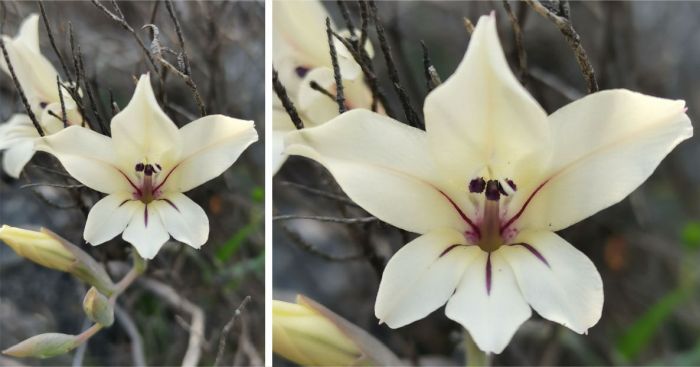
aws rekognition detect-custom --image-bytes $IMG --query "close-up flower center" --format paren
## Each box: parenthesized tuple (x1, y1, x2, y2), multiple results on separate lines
(469, 177, 517, 252)
(129, 161, 168, 204)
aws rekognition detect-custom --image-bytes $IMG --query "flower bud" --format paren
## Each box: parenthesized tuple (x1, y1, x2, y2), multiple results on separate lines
(0, 225, 116, 295)
(2, 333, 78, 358)
(0, 225, 75, 272)
(82, 287, 114, 327)
(273, 297, 362, 366)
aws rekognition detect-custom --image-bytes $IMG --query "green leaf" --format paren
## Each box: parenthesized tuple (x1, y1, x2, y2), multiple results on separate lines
(616, 287, 690, 361)
(215, 214, 262, 262)
(251, 186, 264, 203)
(681, 221, 700, 250)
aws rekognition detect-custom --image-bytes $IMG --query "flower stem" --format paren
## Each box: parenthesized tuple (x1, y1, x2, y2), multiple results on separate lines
(463, 329, 490, 367)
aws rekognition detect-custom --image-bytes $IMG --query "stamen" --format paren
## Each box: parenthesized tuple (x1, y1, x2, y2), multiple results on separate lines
(144, 164, 154, 176)
(484, 180, 501, 201)
(135, 163, 145, 172)
(295, 66, 310, 78)
(469, 177, 486, 193)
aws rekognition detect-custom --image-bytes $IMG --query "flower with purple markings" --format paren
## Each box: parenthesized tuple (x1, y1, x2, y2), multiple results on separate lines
(285, 14, 693, 353)
(39, 74, 258, 259)
(0, 14, 83, 178)
(272, 0, 376, 174)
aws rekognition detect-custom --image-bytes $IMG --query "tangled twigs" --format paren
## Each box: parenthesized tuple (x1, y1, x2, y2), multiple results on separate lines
(90, 0, 159, 74)
(213, 296, 252, 367)
(503, 1, 528, 83)
(421, 41, 441, 92)
(281, 225, 365, 261)
(272, 68, 304, 129)
(164, 0, 206, 116)
(326, 17, 347, 114)
(525, 0, 599, 93)
(369, 0, 421, 128)
(38, 2, 71, 82)
(139, 278, 205, 367)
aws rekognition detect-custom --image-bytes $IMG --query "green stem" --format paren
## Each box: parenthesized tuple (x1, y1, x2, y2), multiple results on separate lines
(464, 329, 490, 367)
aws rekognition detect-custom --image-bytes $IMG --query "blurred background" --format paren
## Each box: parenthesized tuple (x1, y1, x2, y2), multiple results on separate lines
(0, 1, 264, 365)
(273, 1, 699, 366)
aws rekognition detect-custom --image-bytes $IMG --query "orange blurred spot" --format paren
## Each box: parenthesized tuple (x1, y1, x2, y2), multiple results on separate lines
(604, 235, 627, 271)
(209, 195, 223, 215)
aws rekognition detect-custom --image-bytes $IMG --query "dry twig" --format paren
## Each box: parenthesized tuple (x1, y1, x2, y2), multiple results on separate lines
(213, 296, 252, 367)
(525, 0, 599, 93)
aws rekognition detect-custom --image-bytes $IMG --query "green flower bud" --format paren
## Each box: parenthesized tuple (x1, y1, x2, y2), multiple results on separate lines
(82, 287, 114, 327)
(2, 333, 78, 358)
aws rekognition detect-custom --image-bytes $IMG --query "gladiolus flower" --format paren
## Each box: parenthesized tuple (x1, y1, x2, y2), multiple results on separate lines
(285, 14, 693, 353)
(39, 74, 258, 259)
(272, 0, 376, 174)
(0, 14, 83, 177)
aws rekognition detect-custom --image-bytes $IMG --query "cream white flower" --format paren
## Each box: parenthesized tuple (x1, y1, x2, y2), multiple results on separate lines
(285, 14, 693, 353)
(38, 74, 258, 259)
(0, 14, 82, 177)
(273, 0, 376, 174)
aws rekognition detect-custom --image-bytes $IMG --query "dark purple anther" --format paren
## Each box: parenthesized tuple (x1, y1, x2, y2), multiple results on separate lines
(506, 179, 517, 191)
(135, 163, 145, 172)
(295, 66, 310, 78)
(144, 164, 154, 176)
(155, 163, 162, 172)
(485, 253, 492, 295)
(485, 180, 501, 201)
(469, 177, 486, 193)
(39, 102, 48, 109)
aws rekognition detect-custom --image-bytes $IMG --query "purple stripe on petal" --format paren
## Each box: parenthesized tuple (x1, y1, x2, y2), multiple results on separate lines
(439, 243, 475, 258)
(161, 198, 180, 212)
(510, 242, 550, 267)
(485, 252, 492, 295)
(144, 205, 149, 227)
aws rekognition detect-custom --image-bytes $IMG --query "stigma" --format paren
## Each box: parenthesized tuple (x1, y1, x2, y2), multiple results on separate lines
(133, 162, 163, 203)
(468, 177, 518, 252)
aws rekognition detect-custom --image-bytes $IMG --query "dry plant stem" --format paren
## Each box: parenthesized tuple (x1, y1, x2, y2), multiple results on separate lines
(525, 0, 598, 93)
(213, 296, 252, 367)
(326, 17, 347, 114)
(0, 36, 43, 136)
(114, 305, 147, 367)
(273, 214, 378, 224)
(38, 1, 72, 82)
(503, 0, 528, 82)
(281, 225, 364, 261)
(139, 278, 205, 367)
(164, 0, 206, 116)
(272, 68, 304, 129)
(336, 0, 356, 36)
(331, 28, 391, 116)
(90, 0, 159, 74)
(369, 0, 421, 128)
(309, 80, 336, 102)
(463, 329, 490, 367)
(280, 180, 360, 207)
(76, 46, 107, 133)
(154, 55, 206, 117)
(463, 17, 475, 34)
(421, 41, 441, 91)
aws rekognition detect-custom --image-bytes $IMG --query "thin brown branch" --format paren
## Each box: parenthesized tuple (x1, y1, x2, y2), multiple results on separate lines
(272, 68, 304, 129)
(274, 214, 378, 224)
(503, 0, 528, 82)
(213, 296, 252, 367)
(326, 17, 347, 114)
(525, 0, 599, 93)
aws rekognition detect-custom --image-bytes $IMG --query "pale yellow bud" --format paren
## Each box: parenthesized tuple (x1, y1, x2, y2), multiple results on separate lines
(0, 225, 75, 272)
(2, 332, 78, 358)
(0, 225, 116, 295)
(83, 287, 114, 327)
(273, 296, 363, 366)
